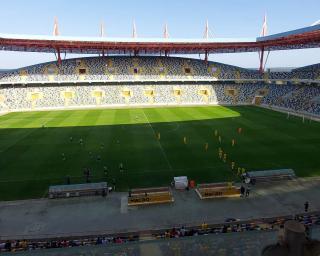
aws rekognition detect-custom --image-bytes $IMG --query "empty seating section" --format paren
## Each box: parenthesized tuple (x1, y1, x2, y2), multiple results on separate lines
(0, 56, 262, 83)
(1, 57, 319, 84)
(267, 63, 320, 80)
(292, 63, 320, 80)
(0, 56, 319, 116)
(261, 84, 320, 115)
(0, 83, 319, 115)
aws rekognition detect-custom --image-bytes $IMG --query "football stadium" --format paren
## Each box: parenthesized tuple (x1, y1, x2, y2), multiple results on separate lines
(1, 1, 320, 255)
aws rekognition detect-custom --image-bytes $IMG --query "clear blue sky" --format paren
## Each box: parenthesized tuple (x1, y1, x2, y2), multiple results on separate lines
(0, 0, 319, 69)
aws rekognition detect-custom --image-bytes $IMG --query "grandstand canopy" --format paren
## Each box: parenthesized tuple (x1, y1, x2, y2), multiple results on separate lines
(0, 24, 319, 55)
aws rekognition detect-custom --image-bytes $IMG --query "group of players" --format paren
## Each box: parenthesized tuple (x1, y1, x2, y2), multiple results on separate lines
(59, 123, 246, 185)
(215, 127, 247, 178)
(60, 135, 125, 184)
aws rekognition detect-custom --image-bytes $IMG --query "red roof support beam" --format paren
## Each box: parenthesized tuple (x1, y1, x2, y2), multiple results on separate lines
(0, 27, 320, 55)
(55, 47, 62, 65)
(259, 46, 265, 73)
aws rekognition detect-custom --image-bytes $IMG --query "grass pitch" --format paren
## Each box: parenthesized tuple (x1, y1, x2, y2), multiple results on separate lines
(0, 105, 319, 200)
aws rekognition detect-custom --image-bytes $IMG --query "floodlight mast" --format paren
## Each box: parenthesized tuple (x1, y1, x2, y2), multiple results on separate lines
(259, 14, 268, 73)
(163, 23, 169, 39)
(163, 23, 169, 56)
(53, 17, 62, 65)
(132, 19, 138, 56)
(203, 19, 210, 62)
(100, 21, 105, 56)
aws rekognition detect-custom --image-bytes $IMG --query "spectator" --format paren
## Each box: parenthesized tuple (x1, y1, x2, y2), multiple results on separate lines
(240, 186, 245, 197)
(245, 186, 250, 197)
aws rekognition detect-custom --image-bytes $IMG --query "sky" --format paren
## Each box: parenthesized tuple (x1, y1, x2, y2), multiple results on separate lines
(0, 0, 319, 69)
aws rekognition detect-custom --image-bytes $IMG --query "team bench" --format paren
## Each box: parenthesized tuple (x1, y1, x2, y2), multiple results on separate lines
(48, 182, 108, 199)
(246, 169, 296, 184)
(128, 187, 174, 206)
(195, 182, 240, 200)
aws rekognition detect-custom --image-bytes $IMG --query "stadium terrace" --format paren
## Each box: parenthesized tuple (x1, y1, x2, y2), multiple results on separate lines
(1, 15, 320, 256)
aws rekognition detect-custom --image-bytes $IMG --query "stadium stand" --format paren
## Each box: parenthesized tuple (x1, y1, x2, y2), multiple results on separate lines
(0, 56, 319, 117)
(1, 56, 319, 84)
(1, 211, 319, 254)
(0, 56, 262, 83)
(1, 13, 320, 256)
(1, 82, 319, 116)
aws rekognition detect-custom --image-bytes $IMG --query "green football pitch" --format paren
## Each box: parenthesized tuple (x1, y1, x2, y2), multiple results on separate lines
(0, 105, 319, 201)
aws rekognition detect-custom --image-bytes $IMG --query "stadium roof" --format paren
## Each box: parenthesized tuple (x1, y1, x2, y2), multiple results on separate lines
(0, 24, 319, 55)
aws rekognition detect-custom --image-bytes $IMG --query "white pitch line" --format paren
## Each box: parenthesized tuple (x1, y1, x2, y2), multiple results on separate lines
(0, 112, 9, 117)
(141, 109, 173, 170)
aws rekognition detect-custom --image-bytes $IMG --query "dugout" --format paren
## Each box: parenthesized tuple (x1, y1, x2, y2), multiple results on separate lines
(49, 182, 108, 199)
